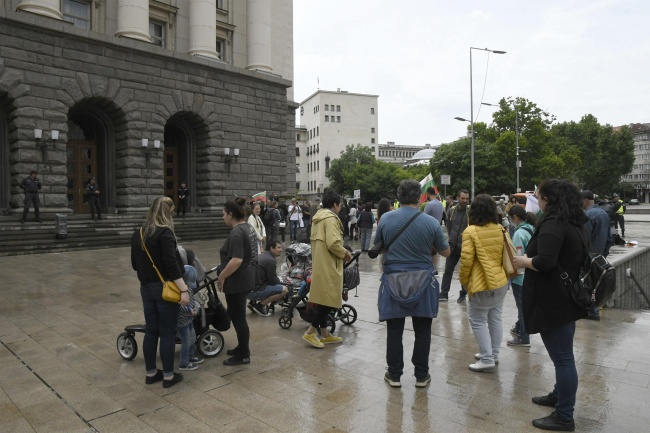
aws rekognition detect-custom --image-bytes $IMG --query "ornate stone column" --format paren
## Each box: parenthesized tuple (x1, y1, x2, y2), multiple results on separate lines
(246, 0, 273, 72)
(16, 0, 63, 20)
(188, 0, 219, 59)
(115, 0, 151, 43)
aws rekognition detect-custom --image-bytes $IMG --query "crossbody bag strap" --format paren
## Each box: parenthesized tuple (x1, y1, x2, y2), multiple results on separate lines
(384, 211, 422, 251)
(140, 227, 166, 284)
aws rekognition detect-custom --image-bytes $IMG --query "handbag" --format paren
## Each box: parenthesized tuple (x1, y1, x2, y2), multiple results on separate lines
(501, 227, 519, 279)
(368, 212, 422, 259)
(140, 228, 183, 303)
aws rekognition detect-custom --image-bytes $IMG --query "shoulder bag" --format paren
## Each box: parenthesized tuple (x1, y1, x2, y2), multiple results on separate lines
(140, 228, 183, 303)
(368, 211, 422, 259)
(501, 227, 519, 279)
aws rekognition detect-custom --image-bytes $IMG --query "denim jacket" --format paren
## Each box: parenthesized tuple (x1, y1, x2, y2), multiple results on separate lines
(378, 263, 439, 321)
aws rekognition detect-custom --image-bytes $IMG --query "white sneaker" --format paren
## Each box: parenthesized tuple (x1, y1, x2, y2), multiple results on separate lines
(474, 353, 499, 364)
(469, 360, 496, 372)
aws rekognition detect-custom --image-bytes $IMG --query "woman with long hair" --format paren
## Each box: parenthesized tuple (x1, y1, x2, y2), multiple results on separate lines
(506, 205, 537, 347)
(247, 202, 266, 253)
(217, 197, 258, 365)
(131, 196, 190, 388)
(459, 194, 509, 373)
(513, 179, 588, 432)
(302, 189, 352, 348)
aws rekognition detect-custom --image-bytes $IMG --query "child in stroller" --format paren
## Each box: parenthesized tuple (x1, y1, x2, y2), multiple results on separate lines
(278, 244, 361, 332)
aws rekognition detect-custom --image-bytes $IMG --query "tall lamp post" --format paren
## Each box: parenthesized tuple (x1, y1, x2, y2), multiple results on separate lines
(465, 47, 506, 200)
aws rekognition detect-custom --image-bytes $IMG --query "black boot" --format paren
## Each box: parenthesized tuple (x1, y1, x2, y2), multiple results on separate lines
(532, 411, 575, 431)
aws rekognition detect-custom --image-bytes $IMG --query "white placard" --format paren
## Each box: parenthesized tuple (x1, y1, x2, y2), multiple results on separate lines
(440, 175, 451, 185)
(353, 189, 361, 199)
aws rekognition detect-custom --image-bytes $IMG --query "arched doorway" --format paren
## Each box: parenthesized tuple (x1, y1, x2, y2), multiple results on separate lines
(67, 100, 124, 214)
(164, 114, 200, 211)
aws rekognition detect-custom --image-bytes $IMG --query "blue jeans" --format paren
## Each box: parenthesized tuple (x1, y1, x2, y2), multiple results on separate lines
(386, 316, 433, 380)
(540, 321, 578, 421)
(359, 227, 373, 250)
(511, 282, 530, 343)
(467, 284, 507, 363)
(178, 321, 196, 368)
(248, 283, 284, 302)
(289, 220, 299, 240)
(140, 282, 180, 375)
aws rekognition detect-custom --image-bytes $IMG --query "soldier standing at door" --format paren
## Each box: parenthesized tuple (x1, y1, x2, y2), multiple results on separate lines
(20, 170, 42, 223)
(86, 177, 102, 221)
(177, 182, 189, 218)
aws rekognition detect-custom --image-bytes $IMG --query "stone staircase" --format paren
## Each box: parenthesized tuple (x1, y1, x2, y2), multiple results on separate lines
(0, 214, 229, 256)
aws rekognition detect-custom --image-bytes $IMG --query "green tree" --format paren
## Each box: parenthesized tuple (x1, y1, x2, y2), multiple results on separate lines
(326, 144, 376, 195)
(550, 116, 634, 194)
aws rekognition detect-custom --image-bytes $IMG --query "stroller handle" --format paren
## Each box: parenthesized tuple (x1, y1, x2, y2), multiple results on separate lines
(344, 250, 362, 269)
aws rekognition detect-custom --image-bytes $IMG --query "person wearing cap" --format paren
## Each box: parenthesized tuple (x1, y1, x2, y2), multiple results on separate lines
(86, 177, 102, 221)
(581, 190, 611, 321)
(612, 194, 626, 237)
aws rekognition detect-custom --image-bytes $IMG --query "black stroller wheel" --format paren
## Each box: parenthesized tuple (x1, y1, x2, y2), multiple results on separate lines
(197, 329, 224, 357)
(338, 304, 358, 325)
(279, 315, 292, 329)
(116, 332, 138, 360)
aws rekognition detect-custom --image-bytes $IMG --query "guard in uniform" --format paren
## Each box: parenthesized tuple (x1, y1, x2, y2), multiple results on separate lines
(20, 170, 42, 223)
(177, 183, 189, 218)
(86, 178, 102, 221)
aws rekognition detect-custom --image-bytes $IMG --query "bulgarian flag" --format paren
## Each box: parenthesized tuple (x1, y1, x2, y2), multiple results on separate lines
(419, 174, 438, 204)
(252, 191, 267, 203)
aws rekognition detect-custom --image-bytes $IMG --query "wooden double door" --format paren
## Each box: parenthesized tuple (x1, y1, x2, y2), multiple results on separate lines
(164, 147, 178, 201)
(67, 140, 97, 214)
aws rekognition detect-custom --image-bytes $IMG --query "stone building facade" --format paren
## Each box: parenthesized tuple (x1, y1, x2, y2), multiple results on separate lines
(0, 0, 296, 215)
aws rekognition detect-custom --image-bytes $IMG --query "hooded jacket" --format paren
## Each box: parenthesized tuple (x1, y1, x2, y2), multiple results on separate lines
(308, 208, 348, 308)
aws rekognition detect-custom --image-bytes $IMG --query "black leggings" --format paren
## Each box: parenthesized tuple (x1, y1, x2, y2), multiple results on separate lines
(311, 304, 335, 329)
(225, 292, 250, 356)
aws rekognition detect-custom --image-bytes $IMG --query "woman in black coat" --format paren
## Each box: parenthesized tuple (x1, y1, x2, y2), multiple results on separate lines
(513, 179, 588, 432)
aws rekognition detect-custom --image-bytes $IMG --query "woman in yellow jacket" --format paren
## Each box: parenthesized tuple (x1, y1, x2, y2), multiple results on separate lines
(303, 190, 352, 348)
(459, 194, 509, 372)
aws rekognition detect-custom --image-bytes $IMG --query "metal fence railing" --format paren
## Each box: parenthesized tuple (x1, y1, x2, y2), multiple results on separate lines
(608, 246, 650, 310)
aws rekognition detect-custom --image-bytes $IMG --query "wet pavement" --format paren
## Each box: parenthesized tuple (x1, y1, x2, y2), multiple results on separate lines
(1, 230, 649, 432)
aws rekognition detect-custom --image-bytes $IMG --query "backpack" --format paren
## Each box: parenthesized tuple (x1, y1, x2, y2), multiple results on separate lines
(559, 227, 616, 309)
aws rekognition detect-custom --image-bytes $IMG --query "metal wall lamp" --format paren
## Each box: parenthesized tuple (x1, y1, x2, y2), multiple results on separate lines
(34, 128, 59, 167)
(221, 147, 239, 174)
(141, 138, 162, 168)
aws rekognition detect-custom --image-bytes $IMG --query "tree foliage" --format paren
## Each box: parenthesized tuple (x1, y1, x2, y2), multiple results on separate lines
(325, 144, 433, 202)
(430, 98, 635, 197)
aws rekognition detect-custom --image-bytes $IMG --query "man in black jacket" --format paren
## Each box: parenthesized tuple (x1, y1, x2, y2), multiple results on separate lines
(440, 189, 470, 302)
(20, 170, 42, 223)
(177, 183, 189, 218)
(247, 239, 288, 316)
(86, 178, 102, 221)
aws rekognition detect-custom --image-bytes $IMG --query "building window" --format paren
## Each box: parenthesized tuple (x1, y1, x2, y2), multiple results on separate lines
(371, 138, 375, 144)
(296, 181, 300, 190)
(295, 147, 300, 156)
(216, 38, 227, 62)
(325, 105, 329, 111)
(309, 130, 312, 139)
(371, 127, 375, 133)
(329, 105, 333, 111)
(317, 161, 320, 170)
(63, 0, 91, 29)
(317, 127, 319, 136)
(325, 116, 329, 122)
(316, 143, 319, 153)
(371, 108, 375, 114)
(216, 0, 226, 9)
(337, 105, 341, 112)
(337, 116, 341, 122)
(296, 133, 301, 140)
(149, 20, 165, 46)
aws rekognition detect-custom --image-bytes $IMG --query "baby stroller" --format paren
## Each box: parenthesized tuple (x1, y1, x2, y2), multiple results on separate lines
(275, 242, 313, 311)
(116, 265, 227, 361)
(278, 249, 361, 332)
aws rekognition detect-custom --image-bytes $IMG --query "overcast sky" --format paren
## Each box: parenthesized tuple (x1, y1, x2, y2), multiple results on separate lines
(293, 0, 649, 148)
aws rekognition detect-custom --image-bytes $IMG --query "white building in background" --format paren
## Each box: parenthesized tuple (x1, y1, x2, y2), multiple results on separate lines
(378, 142, 437, 166)
(619, 123, 650, 203)
(296, 89, 379, 196)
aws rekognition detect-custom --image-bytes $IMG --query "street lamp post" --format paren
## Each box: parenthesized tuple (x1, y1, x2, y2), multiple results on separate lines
(467, 47, 506, 201)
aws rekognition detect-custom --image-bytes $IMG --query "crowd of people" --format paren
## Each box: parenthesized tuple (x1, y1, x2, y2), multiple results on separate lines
(130, 178, 624, 432)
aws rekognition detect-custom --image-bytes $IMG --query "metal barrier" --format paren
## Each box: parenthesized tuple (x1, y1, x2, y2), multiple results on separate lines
(608, 246, 650, 309)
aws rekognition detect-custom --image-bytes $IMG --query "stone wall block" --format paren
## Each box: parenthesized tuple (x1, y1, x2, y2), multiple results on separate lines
(88, 75, 109, 98)
(61, 77, 84, 103)
(75, 72, 92, 99)
(170, 91, 184, 113)
(181, 91, 194, 111)
(14, 107, 43, 119)
(43, 109, 67, 122)
(46, 149, 67, 165)
(105, 78, 121, 100)
(49, 163, 67, 175)
(112, 88, 134, 110)
(117, 155, 146, 170)
(133, 90, 160, 105)
(0, 68, 25, 93)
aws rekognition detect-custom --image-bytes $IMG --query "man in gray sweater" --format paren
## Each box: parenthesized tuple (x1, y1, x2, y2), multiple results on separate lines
(440, 189, 470, 303)
(247, 239, 288, 316)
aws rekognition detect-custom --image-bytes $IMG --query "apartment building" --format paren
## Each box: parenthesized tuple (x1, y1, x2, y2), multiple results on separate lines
(296, 89, 378, 196)
(0, 0, 295, 215)
(620, 123, 650, 203)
